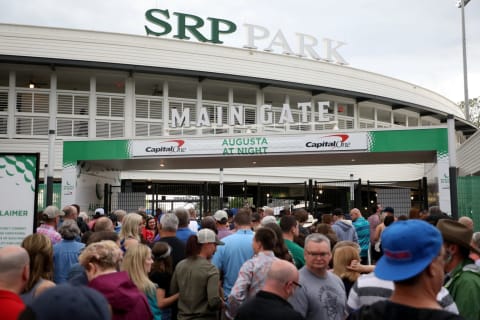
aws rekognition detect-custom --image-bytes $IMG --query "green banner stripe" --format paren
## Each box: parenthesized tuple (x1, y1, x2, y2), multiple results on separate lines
(369, 128, 447, 154)
(63, 140, 130, 166)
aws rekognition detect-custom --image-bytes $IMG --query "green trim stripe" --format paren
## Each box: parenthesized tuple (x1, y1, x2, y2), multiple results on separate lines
(63, 140, 130, 166)
(369, 128, 448, 155)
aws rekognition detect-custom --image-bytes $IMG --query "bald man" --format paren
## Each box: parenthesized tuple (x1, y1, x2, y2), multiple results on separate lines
(93, 217, 114, 232)
(0, 245, 30, 320)
(235, 260, 303, 320)
(458, 216, 474, 231)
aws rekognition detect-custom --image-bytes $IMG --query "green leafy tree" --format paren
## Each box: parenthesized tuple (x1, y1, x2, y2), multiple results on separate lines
(458, 97, 480, 127)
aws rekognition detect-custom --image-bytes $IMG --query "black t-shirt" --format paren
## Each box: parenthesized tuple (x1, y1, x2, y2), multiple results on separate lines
(235, 291, 304, 320)
(347, 300, 464, 320)
(150, 271, 177, 320)
(155, 236, 186, 269)
(150, 271, 171, 294)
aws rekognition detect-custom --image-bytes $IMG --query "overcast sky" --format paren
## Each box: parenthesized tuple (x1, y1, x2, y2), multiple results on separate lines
(1, 0, 479, 105)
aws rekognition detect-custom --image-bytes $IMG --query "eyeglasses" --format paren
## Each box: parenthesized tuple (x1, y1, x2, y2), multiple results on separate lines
(306, 251, 330, 258)
(291, 281, 302, 288)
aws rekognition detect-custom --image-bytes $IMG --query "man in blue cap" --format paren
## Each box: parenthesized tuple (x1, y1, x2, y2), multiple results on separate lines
(347, 219, 462, 320)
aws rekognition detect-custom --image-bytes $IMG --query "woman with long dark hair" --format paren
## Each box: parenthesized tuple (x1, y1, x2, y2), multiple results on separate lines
(149, 242, 179, 320)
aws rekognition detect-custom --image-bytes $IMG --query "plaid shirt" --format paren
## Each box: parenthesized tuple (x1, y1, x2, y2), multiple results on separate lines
(227, 251, 278, 318)
(36, 224, 62, 245)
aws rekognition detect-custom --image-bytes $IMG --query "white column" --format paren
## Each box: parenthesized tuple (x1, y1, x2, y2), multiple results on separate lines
(124, 76, 135, 138)
(310, 96, 315, 131)
(229, 87, 234, 134)
(162, 81, 169, 136)
(284, 94, 290, 132)
(196, 81, 203, 135)
(46, 71, 57, 205)
(353, 101, 358, 129)
(48, 72, 57, 133)
(7, 71, 15, 138)
(255, 87, 263, 133)
(89, 76, 96, 138)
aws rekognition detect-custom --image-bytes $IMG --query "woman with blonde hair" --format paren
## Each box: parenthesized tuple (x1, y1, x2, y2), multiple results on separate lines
(20, 233, 56, 304)
(119, 213, 143, 252)
(79, 240, 152, 320)
(332, 245, 361, 296)
(122, 243, 161, 320)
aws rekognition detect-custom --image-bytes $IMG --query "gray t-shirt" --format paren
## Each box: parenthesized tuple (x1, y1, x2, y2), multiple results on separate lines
(289, 267, 347, 320)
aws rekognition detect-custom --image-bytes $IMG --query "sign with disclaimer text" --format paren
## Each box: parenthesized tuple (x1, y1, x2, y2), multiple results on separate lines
(0, 154, 39, 247)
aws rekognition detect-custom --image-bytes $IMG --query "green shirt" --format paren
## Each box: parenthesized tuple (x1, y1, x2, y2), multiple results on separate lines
(285, 239, 305, 269)
(171, 257, 222, 320)
(444, 259, 480, 320)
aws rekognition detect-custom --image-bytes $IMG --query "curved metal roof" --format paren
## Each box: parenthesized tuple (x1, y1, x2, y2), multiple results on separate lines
(0, 23, 475, 135)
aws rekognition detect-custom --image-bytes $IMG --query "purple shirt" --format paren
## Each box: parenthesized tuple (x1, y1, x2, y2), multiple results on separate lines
(218, 228, 233, 240)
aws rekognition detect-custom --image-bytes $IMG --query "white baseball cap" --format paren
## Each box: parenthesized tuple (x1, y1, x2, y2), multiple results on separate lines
(213, 210, 228, 222)
(197, 228, 224, 245)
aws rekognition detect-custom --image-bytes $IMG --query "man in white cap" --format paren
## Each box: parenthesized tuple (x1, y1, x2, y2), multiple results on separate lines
(88, 208, 105, 230)
(214, 210, 233, 239)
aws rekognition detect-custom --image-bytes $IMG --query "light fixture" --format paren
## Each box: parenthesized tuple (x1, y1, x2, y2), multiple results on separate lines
(160, 162, 165, 168)
(410, 196, 414, 200)
(29, 82, 35, 89)
(266, 193, 270, 198)
(319, 189, 323, 195)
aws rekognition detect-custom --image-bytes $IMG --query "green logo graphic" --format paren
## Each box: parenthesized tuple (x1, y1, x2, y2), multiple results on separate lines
(0, 156, 36, 192)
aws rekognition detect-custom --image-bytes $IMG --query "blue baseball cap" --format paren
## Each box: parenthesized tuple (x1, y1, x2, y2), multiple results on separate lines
(374, 219, 442, 281)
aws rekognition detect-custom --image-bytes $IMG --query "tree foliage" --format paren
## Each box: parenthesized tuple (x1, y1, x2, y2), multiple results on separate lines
(458, 97, 480, 127)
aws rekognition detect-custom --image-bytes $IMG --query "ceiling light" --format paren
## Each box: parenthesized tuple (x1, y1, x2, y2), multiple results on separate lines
(29, 82, 35, 89)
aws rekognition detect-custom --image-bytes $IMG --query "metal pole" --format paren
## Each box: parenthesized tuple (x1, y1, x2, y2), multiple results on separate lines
(46, 129, 55, 205)
(461, 0, 470, 121)
(219, 168, 224, 208)
(447, 115, 459, 219)
(422, 177, 428, 210)
(349, 173, 355, 211)
(308, 179, 314, 212)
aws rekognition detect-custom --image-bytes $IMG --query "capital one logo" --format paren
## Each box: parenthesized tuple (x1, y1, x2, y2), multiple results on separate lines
(145, 139, 187, 153)
(305, 134, 352, 149)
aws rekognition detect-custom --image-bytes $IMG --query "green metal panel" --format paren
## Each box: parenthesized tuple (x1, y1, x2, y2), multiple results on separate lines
(63, 140, 130, 166)
(38, 183, 62, 211)
(369, 128, 448, 156)
(458, 176, 480, 232)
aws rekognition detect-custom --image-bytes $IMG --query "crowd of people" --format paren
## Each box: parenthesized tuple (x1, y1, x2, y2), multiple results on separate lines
(1, 202, 479, 320)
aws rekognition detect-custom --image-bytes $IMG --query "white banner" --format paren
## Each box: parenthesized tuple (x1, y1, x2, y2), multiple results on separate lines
(0, 154, 39, 247)
(131, 132, 368, 157)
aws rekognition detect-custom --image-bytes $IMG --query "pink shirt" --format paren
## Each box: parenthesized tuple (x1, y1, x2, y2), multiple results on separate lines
(36, 224, 62, 245)
(367, 214, 380, 243)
